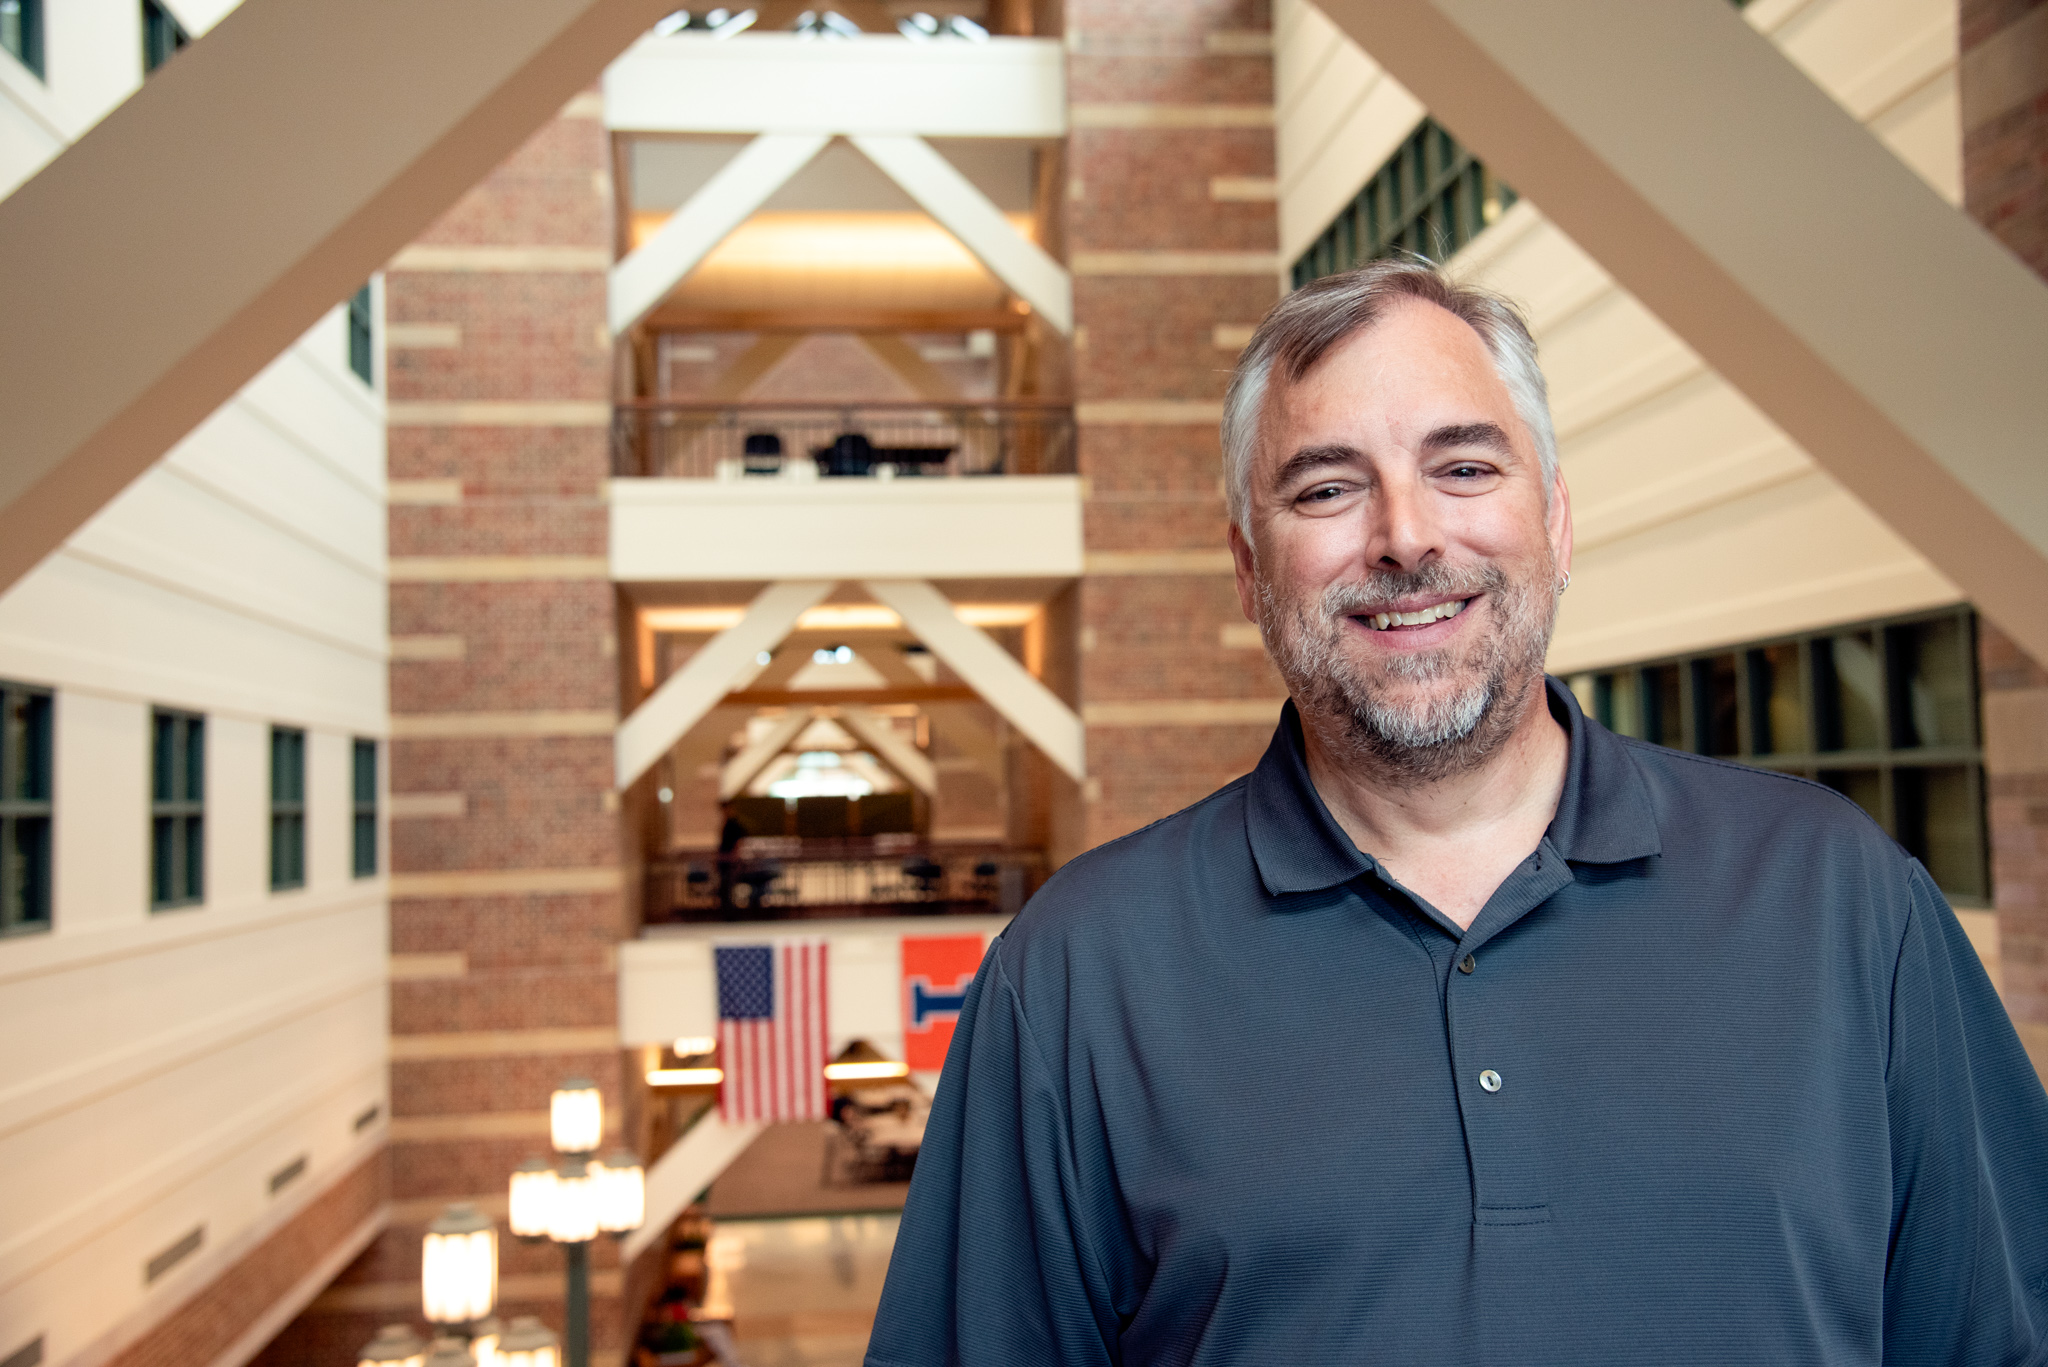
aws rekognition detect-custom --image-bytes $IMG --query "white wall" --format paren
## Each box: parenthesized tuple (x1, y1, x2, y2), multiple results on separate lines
(1274, 0, 1968, 671)
(0, 4, 391, 1363)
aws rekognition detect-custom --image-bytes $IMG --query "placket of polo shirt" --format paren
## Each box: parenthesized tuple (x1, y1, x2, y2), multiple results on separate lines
(1445, 839, 1576, 1218)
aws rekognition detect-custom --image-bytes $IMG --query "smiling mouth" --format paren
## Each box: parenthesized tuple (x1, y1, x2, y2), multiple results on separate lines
(1355, 598, 1471, 631)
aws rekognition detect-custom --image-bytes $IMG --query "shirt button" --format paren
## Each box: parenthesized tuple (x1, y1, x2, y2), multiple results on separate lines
(1478, 1069, 1502, 1093)
(1459, 954, 1476, 974)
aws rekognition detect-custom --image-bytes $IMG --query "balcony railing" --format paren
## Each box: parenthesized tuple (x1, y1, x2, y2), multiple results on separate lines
(642, 839, 1045, 924)
(612, 401, 1076, 479)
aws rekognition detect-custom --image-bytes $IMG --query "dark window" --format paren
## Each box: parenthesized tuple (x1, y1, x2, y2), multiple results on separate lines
(151, 710, 204, 909)
(1, 682, 53, 935)
(352, 737, 377, 877)
(347, 285, 373, 384)
(270, 727, 305, 891)
(2, 0, 44, 78)
(141, 0, 187, 73)
(1291, 117, 1517, 288)
(1569, 606, 1987, 902)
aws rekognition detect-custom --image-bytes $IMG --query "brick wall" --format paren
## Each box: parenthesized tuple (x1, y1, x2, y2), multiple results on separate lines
(261, 94, 633, 1362)
(1963, 0, 2048, 1072)
(1069, 0, 1287, 846)
(135, 1152, 385, 1367)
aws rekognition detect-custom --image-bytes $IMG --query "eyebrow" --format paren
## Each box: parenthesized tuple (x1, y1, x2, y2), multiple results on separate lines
(1420, 422, 1514, 456)
(1268, 444, 1361, 490)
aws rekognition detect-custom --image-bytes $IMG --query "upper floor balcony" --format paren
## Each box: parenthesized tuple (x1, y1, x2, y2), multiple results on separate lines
(608, 399, 1083, 582)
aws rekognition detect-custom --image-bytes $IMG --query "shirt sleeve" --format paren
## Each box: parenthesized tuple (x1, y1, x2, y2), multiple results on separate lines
(1883, 862, 2048, 1364)
(865, 941, 1120, 1367)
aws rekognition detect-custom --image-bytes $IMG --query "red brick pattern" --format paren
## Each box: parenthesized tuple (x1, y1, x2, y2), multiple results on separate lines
(269, 101, 632, 1361)
(129, 1152, 387, 1367)
(1965, 5, 2048, 1040)
(1071, 0, 1284, 846)
(1962, 0, 2048, 275)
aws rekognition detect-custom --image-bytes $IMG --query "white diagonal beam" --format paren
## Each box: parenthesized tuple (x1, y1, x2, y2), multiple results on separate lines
(850, 133, 1072, 336)
(1320, 0, 2048, 668)
(838, 706, 938, 796)
(608, 131, 831, 334)
(863, 579, 1083, 781)
(622, 1112, 765, 1262)
(0, 0, 678, 595)
(617, 581, 834, 789)
(718, 707, 817, 802)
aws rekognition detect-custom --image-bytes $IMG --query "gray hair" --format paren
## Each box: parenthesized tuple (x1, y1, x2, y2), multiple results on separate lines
(1221, 257, 1558, 533)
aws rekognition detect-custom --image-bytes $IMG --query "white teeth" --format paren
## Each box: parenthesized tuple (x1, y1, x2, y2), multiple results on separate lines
(1364, 598, 1469, 630)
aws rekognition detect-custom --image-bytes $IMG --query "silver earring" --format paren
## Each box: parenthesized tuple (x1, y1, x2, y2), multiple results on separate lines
(1556, 571, 1571, 595)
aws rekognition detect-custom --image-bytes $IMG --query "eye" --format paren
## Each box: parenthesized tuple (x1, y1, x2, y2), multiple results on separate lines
(1300, 482, 1346, 502)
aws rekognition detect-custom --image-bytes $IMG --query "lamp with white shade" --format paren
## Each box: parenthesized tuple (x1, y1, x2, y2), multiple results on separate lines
(422, 1203, 497, 1328)
(359, 1324, 428, 1367)
(549, 1077, 603, 1155)
(496, 1318, 561, 1367)
(508, 1157, 557, 1242)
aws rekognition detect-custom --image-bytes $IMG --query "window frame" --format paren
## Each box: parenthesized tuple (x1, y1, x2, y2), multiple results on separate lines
(141, 0, 188, 73)
(347, 284, 374, 385)
(351, 737, 377, 878)
(1567, 605, 1988, 903)
(1, 0, 45, 79)
(270, 726, 307, 892)
(1291, 117, 1517, 288)
(151, 708, 205, 911)
(1, 680, 54, 935)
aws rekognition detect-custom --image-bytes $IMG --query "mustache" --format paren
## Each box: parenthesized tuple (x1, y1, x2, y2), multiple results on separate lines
(1318, 563, 1508, 617)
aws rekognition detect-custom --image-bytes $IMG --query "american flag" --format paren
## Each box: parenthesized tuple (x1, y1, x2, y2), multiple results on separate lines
(716, 940, 829, 1123)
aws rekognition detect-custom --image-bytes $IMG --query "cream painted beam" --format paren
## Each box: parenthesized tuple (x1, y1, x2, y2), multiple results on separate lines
(603, 33, 1066, 137)
(0, 0, 675, 595)
(839, 706, 939, 796)
(1320, 0, 2048, 666)
(851, 134, 1073, 336)
(610, 131, 831, 334)
(863, 579, 1083, 781)
(623, 1112, 765, 1262)
(617, 580, 834, 789)
(718, 708, 816, 802)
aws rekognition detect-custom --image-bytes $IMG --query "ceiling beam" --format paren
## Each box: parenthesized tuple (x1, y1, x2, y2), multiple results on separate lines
(1320, 0, 2048, 665)
(646, 307, 1029, 334)
(604, 32, 1065, 138)
(609, 131, 831, 334)
(852, 133, 1073, 335)
(0, 0, 676, 596)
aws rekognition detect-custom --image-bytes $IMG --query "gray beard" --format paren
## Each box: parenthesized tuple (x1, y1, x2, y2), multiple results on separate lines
(1255, 557, 1557, 785)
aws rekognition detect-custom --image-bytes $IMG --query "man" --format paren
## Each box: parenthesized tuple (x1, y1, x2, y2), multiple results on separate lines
(864, 260, 2048, 1364)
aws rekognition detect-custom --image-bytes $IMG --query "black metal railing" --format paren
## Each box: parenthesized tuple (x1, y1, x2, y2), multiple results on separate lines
(642, 839, 1046, 924)
(612, 401, 1076, 479)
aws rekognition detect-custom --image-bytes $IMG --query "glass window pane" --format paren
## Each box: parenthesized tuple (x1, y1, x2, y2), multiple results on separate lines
(1817, 768, 1884, 828)
(1888, 616, 1974, 749)
(9, 815, 49, 926)
(1817, 631, 1884, 751)
(1599, 671, 1642, 738)
(153, 713, 174, 803)
(1747, 645, 1807, 755)
(354, 739, 376, 804)
(1895, 765, 1986, 900)
(183, 818, 204, 900)
(1642, 665, 1683, 748)
(153, 816, 174, 905)
(354, 813, 377, 877)
(1693, 655, 1739, 756)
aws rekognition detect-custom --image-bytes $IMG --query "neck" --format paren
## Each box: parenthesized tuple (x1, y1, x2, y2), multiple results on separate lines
(1298, 673, 1570, 923)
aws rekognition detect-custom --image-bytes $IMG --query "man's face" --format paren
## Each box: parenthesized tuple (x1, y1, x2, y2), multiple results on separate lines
(1228, 298, 1572, 780)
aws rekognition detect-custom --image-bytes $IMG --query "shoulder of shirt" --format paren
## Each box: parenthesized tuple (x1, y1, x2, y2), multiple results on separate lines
(993, 772, 1254, 950)
(1610, 732, 1903, 847)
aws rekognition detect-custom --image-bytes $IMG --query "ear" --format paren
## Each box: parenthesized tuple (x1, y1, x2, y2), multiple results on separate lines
(1228, 521, 1260, 625)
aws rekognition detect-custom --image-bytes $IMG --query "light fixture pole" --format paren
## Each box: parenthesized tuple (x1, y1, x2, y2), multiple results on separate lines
(508, 1078, 646, 1367)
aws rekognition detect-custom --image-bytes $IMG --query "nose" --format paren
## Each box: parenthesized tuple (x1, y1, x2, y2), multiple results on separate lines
(1368, 469, 1443, 574)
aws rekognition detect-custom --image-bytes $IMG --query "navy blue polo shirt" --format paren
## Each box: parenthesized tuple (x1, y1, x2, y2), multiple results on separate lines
(867, 680, 2048, 1365)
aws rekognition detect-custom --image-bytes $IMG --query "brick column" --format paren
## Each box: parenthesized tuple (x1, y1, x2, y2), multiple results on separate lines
(260, 95, 631, 1360)
(1068, 0, 1289, 847)
(1963, 0, 2048, 1070)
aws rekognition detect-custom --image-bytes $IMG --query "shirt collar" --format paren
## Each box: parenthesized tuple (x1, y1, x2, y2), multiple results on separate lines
(1245, 676, 1661, 898)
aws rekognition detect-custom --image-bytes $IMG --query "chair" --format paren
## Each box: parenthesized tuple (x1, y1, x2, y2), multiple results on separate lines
(741, 431, 783, 476)
(813, 432, 875, 477)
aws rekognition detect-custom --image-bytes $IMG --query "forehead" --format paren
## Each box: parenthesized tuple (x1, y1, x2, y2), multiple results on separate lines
(1262, 298, 1515, 447)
